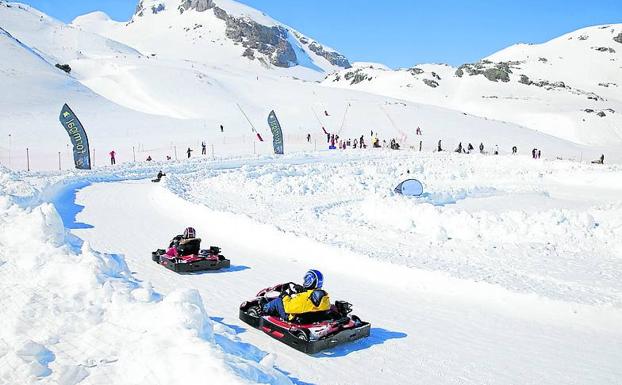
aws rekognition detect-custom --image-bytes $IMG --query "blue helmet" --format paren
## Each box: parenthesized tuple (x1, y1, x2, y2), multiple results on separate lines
(303, 269, 323, 289)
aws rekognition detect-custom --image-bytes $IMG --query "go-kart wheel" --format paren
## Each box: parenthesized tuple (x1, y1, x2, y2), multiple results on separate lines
(247, 305, 261, 318)
(291, 329, 309, 342)
(351, 315, 362, 327)
(152, 252, 161, 264)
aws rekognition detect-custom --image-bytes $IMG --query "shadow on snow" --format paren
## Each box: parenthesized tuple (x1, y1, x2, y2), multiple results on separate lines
(210, 316, 247, 335)
(50, 181, 94, 230)
(177, 264, 251, 275)
(314, 327, 407, 358)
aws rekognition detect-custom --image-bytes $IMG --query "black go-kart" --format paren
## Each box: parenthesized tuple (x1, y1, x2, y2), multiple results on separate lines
(239, 283, 370, 354)
(152, 245, 230, 273)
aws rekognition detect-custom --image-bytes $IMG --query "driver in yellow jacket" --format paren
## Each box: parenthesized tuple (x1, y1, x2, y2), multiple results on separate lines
(263, 270, 330, 321)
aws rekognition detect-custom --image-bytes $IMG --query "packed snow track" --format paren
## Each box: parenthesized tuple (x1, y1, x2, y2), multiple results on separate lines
(59, 152, 622, 385)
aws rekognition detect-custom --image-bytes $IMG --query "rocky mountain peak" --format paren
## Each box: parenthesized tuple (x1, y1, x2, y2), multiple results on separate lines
(179, 0, 214, 13)
(131, 0, 350, 71)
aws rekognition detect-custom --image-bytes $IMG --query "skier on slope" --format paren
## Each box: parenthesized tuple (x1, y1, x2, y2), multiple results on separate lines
(262, 270, 330, 321)
(187, 147, 193, 159)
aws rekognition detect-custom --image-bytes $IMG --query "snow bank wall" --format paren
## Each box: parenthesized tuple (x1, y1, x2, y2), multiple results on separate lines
(0, 165, 292, 384)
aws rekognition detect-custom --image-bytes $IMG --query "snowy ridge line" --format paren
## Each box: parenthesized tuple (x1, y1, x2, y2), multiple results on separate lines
(0, 26, 52, 66)
(0, 165, 296, 384)
(153, 153, 622, 331)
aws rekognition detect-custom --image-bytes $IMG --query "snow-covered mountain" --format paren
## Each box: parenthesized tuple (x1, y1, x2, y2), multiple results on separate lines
(71, 0, 350, 79)
(325, 25, 622, 146)
(1, 3, 622, 384)
(3, 0, 601, 171)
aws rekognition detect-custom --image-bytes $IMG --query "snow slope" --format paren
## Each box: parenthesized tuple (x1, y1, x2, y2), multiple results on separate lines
(325, 25, 622, 146)
(2, 1, 620, 173)
(34, 152, 622, 385)
(0, 166, 294, 385)
(71, 0, 348, 79)
(0, 3, 221, 169)
(3, 1, 609, 173)
(166, 151, 622, 307)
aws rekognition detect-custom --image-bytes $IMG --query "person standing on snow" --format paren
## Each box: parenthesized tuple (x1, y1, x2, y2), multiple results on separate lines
(201, 141, 207, 155)
(262, 270, 330, 321)
(187, 147, 193, 159)
(220, 124, 224, 133)
(437, 139, 443, 152)
(307, 133, 311, 143)
(479, 143, 484, 154)
(109, 150, 116, 165)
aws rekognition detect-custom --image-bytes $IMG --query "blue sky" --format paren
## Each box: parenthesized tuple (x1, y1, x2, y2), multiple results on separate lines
(18, 0, 622, 68)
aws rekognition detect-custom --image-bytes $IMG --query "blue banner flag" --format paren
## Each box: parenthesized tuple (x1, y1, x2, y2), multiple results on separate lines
(267, 110, 284, 155)
(59, 104, 91, 170)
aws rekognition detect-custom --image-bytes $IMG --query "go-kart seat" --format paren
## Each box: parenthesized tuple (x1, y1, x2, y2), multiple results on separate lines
(177, 238, 202, 256)
(290, 310, 335, 324)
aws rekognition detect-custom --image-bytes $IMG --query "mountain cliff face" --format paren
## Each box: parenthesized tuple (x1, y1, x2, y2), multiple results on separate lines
(325, 24, 622, 145)
(126, 0, 349, 71)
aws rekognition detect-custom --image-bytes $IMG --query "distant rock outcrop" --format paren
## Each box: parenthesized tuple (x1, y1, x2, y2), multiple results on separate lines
(306, 41, 351, 68)
(456, 60, 517, 82)
(179, 0, 214, 13)
(614, 32, 622, 44)
(292, 31, 351, 68)
(340, 68, 372, 84)
(423, 79, 439, 88)
(213, 6, 296, 68)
